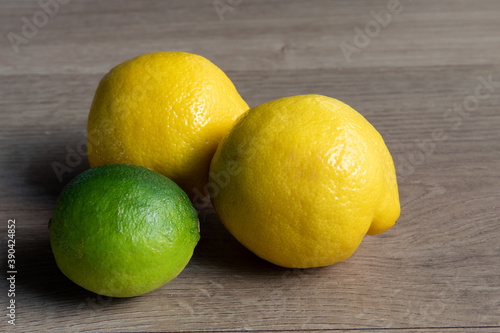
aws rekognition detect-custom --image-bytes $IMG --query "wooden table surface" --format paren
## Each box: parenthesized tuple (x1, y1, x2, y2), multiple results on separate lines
(1, 0, 499, 332)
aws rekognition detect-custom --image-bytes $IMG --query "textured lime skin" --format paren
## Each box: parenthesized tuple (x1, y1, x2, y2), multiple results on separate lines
(49, 164, 200, 297)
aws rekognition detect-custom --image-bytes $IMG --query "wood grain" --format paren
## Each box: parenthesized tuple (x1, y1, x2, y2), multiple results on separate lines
(1, 0, 499, 332)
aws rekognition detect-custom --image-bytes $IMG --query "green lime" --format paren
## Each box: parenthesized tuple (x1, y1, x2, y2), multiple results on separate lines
(49, 164, 200, 297)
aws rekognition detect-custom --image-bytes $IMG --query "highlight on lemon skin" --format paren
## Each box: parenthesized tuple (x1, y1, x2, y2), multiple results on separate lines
(209, 94, 400, 268)
(86, 52, 249, 199)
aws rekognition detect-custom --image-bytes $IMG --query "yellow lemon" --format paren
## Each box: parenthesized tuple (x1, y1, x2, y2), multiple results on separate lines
(87, 52, 249, 197)
(210, 95, 400, 268)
